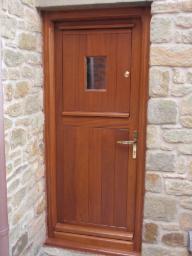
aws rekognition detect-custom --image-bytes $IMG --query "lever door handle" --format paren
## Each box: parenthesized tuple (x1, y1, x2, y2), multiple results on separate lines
(116, 130, 138, 159)
(117, 140, 135, 145)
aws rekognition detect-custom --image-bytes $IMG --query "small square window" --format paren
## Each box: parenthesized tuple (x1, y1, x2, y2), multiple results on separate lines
(86, 56, 106, 90)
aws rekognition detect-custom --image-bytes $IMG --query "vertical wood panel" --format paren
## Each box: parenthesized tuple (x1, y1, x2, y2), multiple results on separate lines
(114, 129, 129, 227)
(62, 126, 76, 221)
(62, 34, 79, 112)
(88, 128, 102, 224)
(116, 32, 132, 113)
(75, 127, 89, 223)
(101, 129, 115, 226)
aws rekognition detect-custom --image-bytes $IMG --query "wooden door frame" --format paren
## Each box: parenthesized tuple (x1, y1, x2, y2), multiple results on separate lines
(43, 6, 150, 255)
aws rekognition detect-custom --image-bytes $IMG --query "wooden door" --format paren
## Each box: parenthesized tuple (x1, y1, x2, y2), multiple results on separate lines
(44, 7, 150, 256)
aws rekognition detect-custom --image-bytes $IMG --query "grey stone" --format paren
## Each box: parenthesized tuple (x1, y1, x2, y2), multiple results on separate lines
(142, 244, 188, 256)
(149, 68, 169, 97)
(181, 94, 192, 115)
(146, 151, 175, 172)
(11, 128, 27, 149)
(8, 0, 24, 16)
(25, 95, 42, 114)
(151, 16, 172, 43)
(175, 15, 192, 28)
(163, 129, 192, 143)
(1, 16, 17, 39)
(166, 179, 192, 196)
(12, 233, 28, 256)
(144, 194, 177, 221)
(179, 144, 192, 155)
(148, 99, 177, 124)
(3, 49, 24, 67)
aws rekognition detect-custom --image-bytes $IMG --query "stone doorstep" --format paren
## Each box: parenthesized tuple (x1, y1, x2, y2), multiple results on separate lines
(35, 0, 152, 10)
(39, 246, 98, 256)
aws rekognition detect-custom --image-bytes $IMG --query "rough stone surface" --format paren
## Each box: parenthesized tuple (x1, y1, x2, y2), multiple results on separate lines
(143, 2, 192, 255)
(146, 151, 175, 172)
(162, 232, 185, 247)
(1, 0, 45, 255)
(144, 195, 177, 221)
(145, 173, 162, 193)
(148, 99, 177, 124)
(143, 222, 158, 243)
(151, 45, 192, 67)
(149, 68, 169, 97)
(151, 16, 172, 43)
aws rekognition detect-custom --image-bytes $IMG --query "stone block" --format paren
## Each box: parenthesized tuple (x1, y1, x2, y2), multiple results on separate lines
(162, 232, 185, 247)
(151, 16, 172, 43)
(172, 68, 185, 84)
(148, 99, 177, 124)
(180, 116, 192, 128)
(166, 179, 192, 196)
(151, 45, 192, 67)
(144, 194, 177, 221)
(149, 68, 169, 97)
(146, 151, 175, 172)
(1, 15, 17, 39)
(11, 128, 27, 148)
(181, 94, 192, 115)
(163, 129, 192, 143)
(146, 125, 161, 149)
(18, 33, 37, 50)
(4, 83, 13, 101)
(179, 212, 192, 230)
(180, 199, 192, 210)
(179, 144, 192, 155)
(142, 244, 188, 256)
(143, 222, 158, 243)
(145, 173, 162, 193)
(24, 95, 42, 114)
(8, 0, 24, 16)
(3, 49, 24, 67)
(12, 233, 28, 256)
(5, 103, 23, 117)
(152, 0, 182, 14)
(15, 81, 30, 98)
(175, 30, 192, 43)
(175, 15, 192, 28)
(170, 83, 192, 97)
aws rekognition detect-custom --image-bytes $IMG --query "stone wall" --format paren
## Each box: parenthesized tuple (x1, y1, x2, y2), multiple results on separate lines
(1, 0, 192, 256)
(143, 0, 192, 255)
(0, 0, 46, 255)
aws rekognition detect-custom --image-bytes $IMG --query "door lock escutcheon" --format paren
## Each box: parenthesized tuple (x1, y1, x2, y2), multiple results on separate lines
(117, 130, 138, 159)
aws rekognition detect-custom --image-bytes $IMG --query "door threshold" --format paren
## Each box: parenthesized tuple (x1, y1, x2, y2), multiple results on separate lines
(45, 238, 141, 256)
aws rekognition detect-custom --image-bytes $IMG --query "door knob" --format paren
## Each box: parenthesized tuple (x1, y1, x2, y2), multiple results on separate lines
(117, 130, 138, 159)
(124, 70, 130, 78)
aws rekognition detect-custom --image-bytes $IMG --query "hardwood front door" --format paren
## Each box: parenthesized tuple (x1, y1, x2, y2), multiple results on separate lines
(44, 7, 150, 256)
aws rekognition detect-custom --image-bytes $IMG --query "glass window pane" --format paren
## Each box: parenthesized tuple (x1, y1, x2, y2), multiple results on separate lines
(86, 56, 106, 90)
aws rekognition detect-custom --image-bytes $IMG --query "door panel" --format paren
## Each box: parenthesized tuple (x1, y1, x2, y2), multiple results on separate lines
(57, 127, 133, 231)
(62, 30, 132, 114)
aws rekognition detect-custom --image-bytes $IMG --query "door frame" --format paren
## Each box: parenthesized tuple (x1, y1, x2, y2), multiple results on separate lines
(43, 6, 150, 255)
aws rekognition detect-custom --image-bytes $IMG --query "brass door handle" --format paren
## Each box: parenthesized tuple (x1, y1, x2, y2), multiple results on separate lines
(117, 140, 135, 145)
(116, 130, 138, 159)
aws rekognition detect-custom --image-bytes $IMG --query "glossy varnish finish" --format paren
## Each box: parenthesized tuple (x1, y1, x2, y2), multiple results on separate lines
(43, 6, 150, 256)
